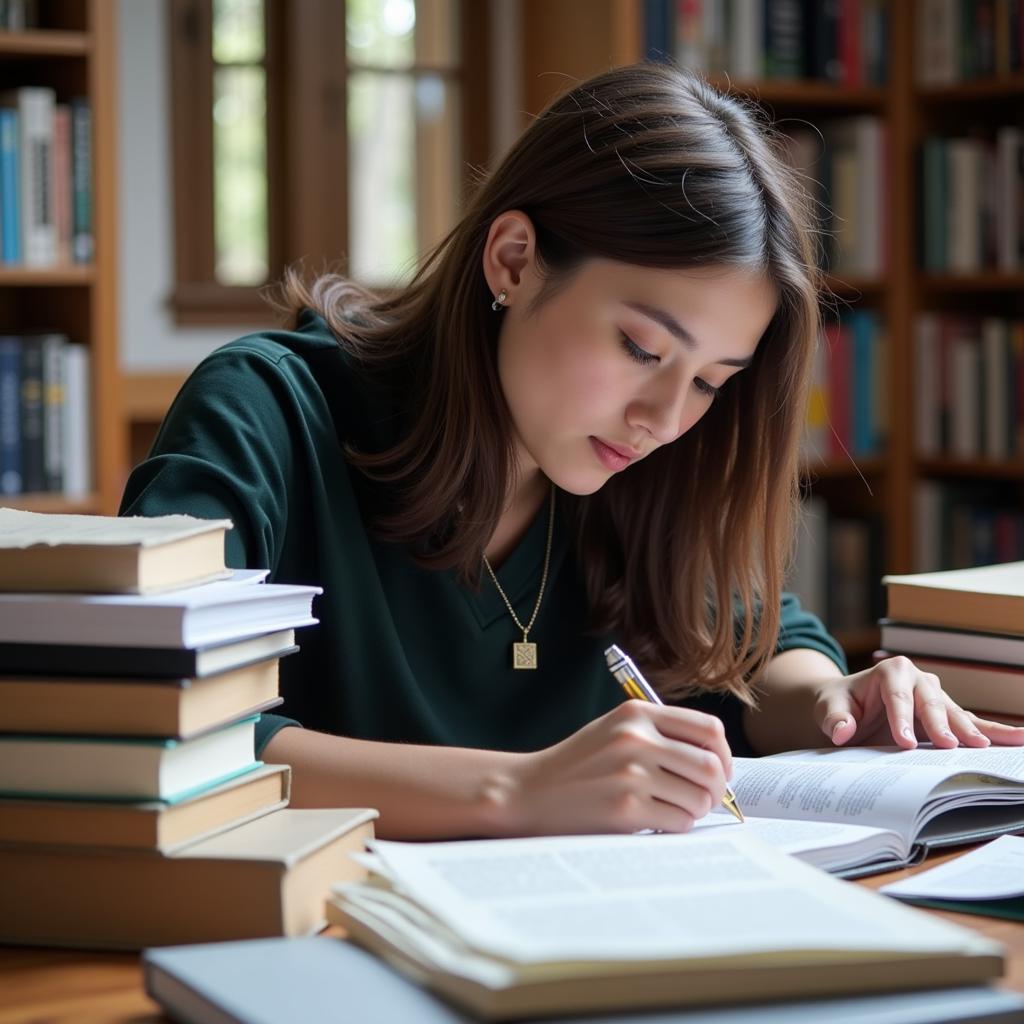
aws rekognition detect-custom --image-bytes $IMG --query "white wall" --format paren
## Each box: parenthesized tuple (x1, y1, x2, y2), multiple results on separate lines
(118, 0, 238, 373)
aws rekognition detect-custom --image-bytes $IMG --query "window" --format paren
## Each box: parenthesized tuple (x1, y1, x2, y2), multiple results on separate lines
(170, 0, 489, 325)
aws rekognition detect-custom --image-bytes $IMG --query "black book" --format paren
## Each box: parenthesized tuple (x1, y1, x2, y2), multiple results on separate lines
(0, 629, 298, 679)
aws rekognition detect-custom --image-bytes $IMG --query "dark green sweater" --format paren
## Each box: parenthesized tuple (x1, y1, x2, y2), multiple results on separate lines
(121, 311, 847, 758)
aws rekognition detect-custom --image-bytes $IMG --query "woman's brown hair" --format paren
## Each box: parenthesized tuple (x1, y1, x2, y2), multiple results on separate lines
(274, 62, 823, 704)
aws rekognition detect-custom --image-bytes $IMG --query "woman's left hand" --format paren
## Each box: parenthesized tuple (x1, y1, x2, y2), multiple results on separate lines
(816, 655, 1024, 748)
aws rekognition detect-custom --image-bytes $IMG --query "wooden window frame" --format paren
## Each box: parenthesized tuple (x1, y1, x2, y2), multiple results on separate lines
(169, 0, 489, 327)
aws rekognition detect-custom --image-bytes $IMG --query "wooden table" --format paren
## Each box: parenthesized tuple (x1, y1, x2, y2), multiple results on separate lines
(1, 850, 1023, 1023)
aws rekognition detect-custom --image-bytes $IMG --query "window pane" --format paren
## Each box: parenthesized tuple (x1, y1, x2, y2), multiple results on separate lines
(213, 67, 268, 285)
(346, 0, 416, 68)
(213, 0, 265, 64)
(348, 70, 461, 286)
(348, 71, 416, 284)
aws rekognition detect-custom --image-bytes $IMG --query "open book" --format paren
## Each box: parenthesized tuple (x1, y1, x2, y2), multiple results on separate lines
(694, 745, 1024, 877)
(326, 830, 1001, 1021)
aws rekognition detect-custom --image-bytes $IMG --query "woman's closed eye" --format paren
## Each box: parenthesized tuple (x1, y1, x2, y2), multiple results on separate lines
(620, 331, 659, 366)
(620, 331, 722, 399)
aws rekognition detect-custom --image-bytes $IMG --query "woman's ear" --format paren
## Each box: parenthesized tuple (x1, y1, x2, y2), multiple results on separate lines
(482, 210, 537, 305)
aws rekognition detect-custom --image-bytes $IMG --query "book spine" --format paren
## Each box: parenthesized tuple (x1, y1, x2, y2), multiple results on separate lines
(61, 342, 91, 497)
(18, 335, 43, 492)
(0, 337, 21, 495)
(70, 98, 92, 264)
(41, 333, 65, 492)
(52, 104, 71, 265)
(0, 107, 18, 264)
(14, 87, 56, 266)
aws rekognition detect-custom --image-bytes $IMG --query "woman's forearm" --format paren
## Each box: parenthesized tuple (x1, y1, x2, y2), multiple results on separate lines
(263, 726, 523, 840)
(742, 648, 845, 755)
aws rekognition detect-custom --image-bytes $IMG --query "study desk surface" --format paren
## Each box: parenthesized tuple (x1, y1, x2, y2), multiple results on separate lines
(2, 848, 1024, 1024)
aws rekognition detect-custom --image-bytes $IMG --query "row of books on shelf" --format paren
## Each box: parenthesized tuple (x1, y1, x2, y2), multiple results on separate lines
(649, 0, 888, 85)
(918, 0, 1024, 85)
(0, 333, 90, 496)
(803, 309, 886, 461)
(0, 508, 381, 950)
(788, 498, 884, 634)
(784, 118, 886, 277)
(0, 0, 36, 31)
(915, 480, 1024, 575)
(915, 314, 1024, 461)
(919, 129, 1024, 274)
(0, 88, 92, 267)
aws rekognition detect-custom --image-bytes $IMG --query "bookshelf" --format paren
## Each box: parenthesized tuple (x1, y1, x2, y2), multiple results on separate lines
(519, 0, 1024, 660)
(0, 0, 123, 516)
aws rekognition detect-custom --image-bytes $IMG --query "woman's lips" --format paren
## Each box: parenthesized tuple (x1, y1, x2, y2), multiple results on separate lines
(590, 436, 636, 471)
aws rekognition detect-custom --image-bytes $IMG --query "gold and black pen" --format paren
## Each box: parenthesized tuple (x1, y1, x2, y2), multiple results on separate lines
(604, 644, 745, 824)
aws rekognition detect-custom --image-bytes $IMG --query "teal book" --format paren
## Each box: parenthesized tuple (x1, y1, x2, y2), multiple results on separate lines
(0, 715, 261, 802)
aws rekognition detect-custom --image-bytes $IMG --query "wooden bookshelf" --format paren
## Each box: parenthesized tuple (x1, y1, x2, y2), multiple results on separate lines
(518, 1, 1024, 660)
(0, 0, 123, 515)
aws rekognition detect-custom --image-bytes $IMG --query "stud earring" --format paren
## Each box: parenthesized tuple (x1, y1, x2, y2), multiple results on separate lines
(491, 289, 508, 312)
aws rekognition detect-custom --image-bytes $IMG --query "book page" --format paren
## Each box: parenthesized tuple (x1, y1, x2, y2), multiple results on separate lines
(347, 831, 985, 965)
(881, 835, 1024, 900)
(0, 507, 232, 548)
(728, 757, 968, 841)
(883, 561, 1024, 595)
(691, 813, 903, 867)
(769, 745, 1024, 781)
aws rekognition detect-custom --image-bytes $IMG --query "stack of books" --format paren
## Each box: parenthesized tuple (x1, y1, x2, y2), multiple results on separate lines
(878, 561, 1024, 724)
(0, 508, 377, 949)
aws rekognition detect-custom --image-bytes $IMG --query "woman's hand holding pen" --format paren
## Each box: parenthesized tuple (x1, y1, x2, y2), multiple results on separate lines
(497, 702, 733, 836)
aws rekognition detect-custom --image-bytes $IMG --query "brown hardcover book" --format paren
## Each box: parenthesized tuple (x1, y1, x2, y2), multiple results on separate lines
(0, 764, 290, 852)
(0, 807, 377, 949)
(884, 562, 1024, 635)
(876, 649, 1024, 718)
(0, 508, 232, 593)
(0, 657, 283, 738)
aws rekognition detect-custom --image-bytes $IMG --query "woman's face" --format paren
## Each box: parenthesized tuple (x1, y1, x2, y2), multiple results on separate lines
(496, 258, 777, 495)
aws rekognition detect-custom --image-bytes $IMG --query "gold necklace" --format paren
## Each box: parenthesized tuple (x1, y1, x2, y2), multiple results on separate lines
(482, 485, 556, 670)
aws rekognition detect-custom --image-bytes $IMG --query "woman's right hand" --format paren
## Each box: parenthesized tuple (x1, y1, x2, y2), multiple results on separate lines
(493, 701, 733, 836)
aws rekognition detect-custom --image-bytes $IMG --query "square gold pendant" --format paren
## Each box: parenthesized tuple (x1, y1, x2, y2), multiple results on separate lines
(513, 642, 538, 669)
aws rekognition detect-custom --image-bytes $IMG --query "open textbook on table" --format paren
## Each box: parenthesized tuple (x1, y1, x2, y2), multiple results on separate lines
(325, 830, 1001, 1020)
(693, 745, 1024, 877)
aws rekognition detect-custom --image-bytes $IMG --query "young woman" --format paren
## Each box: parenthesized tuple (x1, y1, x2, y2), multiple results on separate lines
(121, 63, 1024, 839)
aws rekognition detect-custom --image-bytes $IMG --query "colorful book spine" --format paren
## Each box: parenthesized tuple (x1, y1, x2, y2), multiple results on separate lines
(0, 336, 21, 495)
(0, 107, 20, 264)
(70, 98, 92, 264)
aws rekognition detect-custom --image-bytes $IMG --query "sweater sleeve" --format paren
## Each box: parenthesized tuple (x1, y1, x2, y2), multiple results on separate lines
(775, 591, 848, 675)
(120, 345, 306, 754)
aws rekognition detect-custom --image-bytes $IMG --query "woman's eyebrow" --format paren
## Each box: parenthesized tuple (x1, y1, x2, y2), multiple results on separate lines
(623, 301, 753, 368)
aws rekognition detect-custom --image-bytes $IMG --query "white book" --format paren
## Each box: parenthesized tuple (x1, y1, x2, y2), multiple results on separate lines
(0, 569, 320, 647)
(0, 87, 56, 266)
(60, 342, 91, 497)
(326, 829, 1001, 1019)
(997, 127, 1022, 271)
(0, 716, 259, 801)
(881, 619, 1024, 668)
